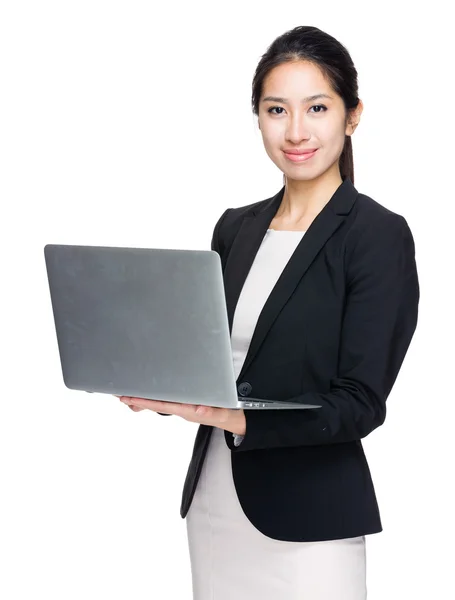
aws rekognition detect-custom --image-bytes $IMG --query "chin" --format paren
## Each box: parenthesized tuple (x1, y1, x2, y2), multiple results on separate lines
(285, 173, 314, 182)
(283, 169, 318, 181)
(284, 166, 332, 184)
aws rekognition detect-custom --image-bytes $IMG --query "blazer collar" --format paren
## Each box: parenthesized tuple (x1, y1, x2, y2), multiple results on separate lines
(223, 176, 359, 383)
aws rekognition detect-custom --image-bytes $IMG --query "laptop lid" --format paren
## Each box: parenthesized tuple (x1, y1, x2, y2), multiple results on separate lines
(44, 244, 240, 407)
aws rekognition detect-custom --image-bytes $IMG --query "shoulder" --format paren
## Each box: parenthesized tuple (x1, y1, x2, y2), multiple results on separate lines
(211, 194, 273, 252)
(353, 191, 407, 225)
(224, 187, 409, 229)
(223, 195, 271, 221)
(343, 192, 416, 278)
(347, 191, 413, 247)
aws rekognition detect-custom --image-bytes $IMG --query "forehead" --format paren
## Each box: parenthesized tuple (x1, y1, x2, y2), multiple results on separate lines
(262, 61, 335, 98)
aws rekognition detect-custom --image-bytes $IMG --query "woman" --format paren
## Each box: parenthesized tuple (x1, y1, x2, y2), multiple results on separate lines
(119, 25, 420, 600)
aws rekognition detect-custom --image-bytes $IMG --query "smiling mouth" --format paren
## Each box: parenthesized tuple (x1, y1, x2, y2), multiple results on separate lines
(283, 149, 318, 162)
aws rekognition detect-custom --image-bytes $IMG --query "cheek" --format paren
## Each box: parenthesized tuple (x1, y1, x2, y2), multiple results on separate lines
(320, 118, 346, 146)
(261, 131, 282, 160)
(314, 131, 344, 163)
(316, 120, 333, 139)
(261, 126, 280, 147)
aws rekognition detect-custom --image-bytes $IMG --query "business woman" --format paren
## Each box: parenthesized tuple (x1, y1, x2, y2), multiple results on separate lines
(119, 25, 420, 600)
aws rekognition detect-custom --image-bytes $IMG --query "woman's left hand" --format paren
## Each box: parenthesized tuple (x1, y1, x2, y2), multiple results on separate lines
(117, 396, 246, 436)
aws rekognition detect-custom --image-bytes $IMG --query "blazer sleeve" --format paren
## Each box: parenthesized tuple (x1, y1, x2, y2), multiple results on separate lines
(225, 213, 420, 452)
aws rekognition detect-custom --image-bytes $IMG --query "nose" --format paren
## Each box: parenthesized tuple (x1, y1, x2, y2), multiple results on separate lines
(285, 114, 311, 144)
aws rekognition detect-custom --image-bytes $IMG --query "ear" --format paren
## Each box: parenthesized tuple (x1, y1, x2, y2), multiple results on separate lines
(345, 99, 363, 136)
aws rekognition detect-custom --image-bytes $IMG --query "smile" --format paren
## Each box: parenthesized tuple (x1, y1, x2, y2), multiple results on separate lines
(283, 149, 318, 162)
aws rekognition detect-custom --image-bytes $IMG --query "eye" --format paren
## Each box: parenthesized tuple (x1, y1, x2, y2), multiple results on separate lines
(268, 106, 286, 115)
(309, 104, 327, 113)
(267, 104, 328, 115)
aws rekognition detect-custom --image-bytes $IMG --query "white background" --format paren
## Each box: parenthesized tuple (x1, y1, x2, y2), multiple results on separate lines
(1, 1, 453, 598)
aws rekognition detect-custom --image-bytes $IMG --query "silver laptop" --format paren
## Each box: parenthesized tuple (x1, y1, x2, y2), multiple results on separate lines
(44, 244, 321, 411)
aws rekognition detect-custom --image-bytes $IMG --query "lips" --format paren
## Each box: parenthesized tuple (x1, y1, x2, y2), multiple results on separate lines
(283, 149, 318, 162)
(283, 149, 318, 155)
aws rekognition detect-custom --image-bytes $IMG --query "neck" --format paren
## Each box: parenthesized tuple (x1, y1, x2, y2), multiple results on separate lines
(279, 167, 344, 223)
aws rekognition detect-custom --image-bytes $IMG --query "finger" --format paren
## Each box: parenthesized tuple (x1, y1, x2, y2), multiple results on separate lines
(119, 396, 133, 404)
(128, 398, 180, 413)
(126, 398, 220, 423)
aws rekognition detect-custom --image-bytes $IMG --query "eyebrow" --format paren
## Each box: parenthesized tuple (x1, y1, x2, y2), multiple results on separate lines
(261, 93, 333, 104)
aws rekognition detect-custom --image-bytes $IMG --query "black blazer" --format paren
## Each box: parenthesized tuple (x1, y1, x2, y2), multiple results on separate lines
(175, 176, 419, 542)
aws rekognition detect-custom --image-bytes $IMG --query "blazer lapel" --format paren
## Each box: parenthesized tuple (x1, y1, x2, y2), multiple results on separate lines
(223, 176, 359, 383)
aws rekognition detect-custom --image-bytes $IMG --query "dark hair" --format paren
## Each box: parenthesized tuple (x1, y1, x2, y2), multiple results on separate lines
(251, 26, 360, 184)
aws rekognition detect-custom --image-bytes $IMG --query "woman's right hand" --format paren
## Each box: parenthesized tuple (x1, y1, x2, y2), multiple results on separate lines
(130, 406, 171, 415)
(114, 395, 171, 415)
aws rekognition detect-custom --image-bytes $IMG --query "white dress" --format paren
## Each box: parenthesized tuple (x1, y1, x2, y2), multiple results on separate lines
(186, 229, 367, 600)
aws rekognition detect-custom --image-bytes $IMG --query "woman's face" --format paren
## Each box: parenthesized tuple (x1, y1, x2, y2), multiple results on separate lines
(258, 60, 360, 182)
